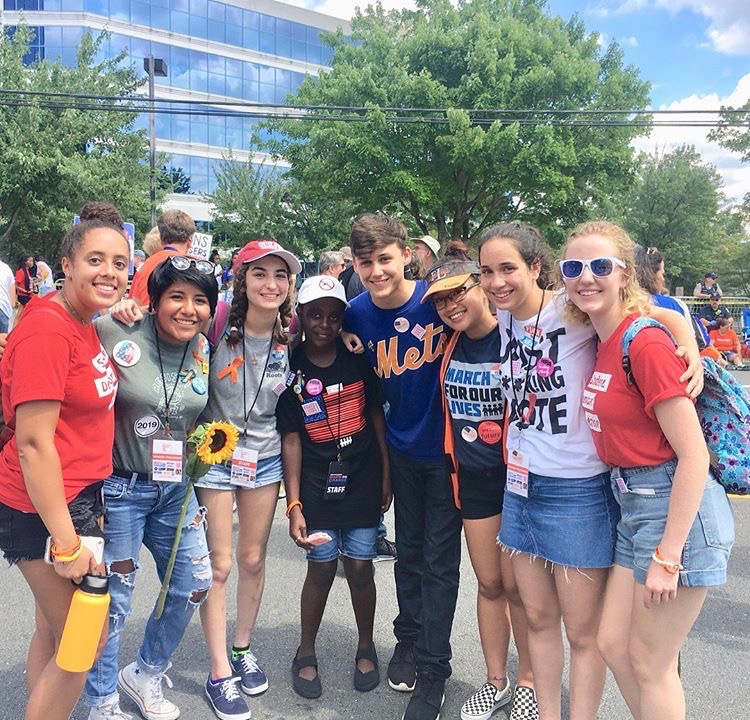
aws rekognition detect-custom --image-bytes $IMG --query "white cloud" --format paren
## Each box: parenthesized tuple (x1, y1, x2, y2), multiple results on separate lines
(622, 34, 639, 46)
(633, 73, 750, 202)
(592, 0, 750, 55)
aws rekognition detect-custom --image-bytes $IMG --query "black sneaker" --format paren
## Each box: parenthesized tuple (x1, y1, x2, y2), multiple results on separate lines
(374, 536, 398, 562)
(403, 674, 446, 720)
(388, 642, 416, 692)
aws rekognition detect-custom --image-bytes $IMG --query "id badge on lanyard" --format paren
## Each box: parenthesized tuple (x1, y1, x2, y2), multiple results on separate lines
(151, 437, 184, 483)
(324, 461, 349, 500)
(506, 447, 529, 498)
(230, 447, 259, 488)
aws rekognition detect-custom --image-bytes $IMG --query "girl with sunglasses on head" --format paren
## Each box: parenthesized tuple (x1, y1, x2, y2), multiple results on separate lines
(421, 258, 536, 720)
(477, 222, 703, 720)
(0, 219, 128, 720)
(197, 240, 301, 720)
(560, 221, 733, 720)
(85, 256, 218, 720)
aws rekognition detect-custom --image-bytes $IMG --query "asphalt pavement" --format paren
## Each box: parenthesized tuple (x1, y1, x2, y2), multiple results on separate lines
(0, 495, 748, 720)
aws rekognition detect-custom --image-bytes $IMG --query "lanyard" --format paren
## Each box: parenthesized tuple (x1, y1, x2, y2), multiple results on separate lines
(508, 288, 545, 431)
(241, 332, 275, 436)
(155, 329, 190, 436)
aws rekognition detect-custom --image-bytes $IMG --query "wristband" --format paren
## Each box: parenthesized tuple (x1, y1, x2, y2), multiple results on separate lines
(285, 500, 303, 518)
(651, 546, 683, 575)
(50, 536, 81, 559)
(52, 540, 83, 564)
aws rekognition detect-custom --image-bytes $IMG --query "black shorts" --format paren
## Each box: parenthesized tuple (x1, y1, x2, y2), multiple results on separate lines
(457, 464, 507, 520)
(0, 483, 104, 564)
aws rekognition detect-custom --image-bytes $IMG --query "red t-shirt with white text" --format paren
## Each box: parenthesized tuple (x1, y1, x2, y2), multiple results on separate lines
(583, 314, 689, 468)
(0, 298, 118, 512)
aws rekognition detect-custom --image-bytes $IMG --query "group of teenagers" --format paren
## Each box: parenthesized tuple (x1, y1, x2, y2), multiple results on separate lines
(0, 204, 735, 720)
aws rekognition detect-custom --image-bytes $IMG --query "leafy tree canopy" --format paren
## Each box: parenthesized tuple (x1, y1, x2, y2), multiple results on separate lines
(263, 0, 651, 245)
(210, 156, 355, 260)
(623, 145, 726, 291)
(0, 24, 158, 264)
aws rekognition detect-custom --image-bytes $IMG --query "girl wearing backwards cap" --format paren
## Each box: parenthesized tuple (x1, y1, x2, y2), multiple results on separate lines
(422, 259, 537, 720)
(196, 240, 301, 720)
(276, 276, 391, 700)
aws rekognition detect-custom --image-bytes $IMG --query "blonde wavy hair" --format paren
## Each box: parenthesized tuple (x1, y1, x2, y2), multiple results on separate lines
(560, 220, 651, 325)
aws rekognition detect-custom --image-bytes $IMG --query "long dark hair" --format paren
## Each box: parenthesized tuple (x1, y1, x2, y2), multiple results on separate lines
(477, 222, 554, 288)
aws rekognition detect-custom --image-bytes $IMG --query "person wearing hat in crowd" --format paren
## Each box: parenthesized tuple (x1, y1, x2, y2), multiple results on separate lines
(132, 249, 146, 272)
(698, 294, 731, 330)
(422, 259, 536, 720)
(196, 240, 302, 720)
(276, 275, 391, 700)
(413, 235, 441, 272)
(693, 271, 723, 299)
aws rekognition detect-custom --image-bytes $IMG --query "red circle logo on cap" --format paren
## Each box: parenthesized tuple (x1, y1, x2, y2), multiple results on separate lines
(319, 278, 335, 290)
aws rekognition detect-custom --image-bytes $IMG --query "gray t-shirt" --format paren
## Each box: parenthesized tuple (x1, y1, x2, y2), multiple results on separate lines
(96, 313, 210, 474)
(201, 329, 290, 460)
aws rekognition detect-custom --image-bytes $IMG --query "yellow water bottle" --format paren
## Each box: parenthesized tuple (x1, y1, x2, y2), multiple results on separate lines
(56, 575, 110, 672)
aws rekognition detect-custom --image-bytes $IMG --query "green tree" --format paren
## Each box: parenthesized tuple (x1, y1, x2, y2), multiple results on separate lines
(264, 0, 650, 245)
(0, 24, 156, 262)
(210, 156, 354, 259)
(623, 146, 725, 292)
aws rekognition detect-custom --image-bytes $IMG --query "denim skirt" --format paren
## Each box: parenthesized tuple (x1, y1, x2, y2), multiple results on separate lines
(611, 460, 734, 587)
(499, 471, 618, 568)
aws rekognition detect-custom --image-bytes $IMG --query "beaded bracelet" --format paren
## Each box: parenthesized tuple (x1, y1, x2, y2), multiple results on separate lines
(651, 546, 683, 575)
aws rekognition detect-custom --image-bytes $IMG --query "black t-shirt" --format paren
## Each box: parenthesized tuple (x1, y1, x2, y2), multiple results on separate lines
(444, 329, 505, 470)
(276, 339, 385, 528)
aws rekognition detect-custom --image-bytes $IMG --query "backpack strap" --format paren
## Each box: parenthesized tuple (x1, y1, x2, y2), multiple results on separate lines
(439, 330, 462, 510)
(620, 316, 674, 386)
(208, 300, 229, 352)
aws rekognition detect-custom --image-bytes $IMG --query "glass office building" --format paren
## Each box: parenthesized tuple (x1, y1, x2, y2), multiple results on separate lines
(2, 0, 349, 221)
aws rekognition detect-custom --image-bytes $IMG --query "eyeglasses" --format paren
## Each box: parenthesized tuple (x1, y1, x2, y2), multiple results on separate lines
(169, 255, 215, 275)
(559, 257, 626, 280)
(431, 281, 480, 310)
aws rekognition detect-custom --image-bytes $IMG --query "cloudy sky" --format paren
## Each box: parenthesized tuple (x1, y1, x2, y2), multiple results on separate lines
(289, 0, 750, 203)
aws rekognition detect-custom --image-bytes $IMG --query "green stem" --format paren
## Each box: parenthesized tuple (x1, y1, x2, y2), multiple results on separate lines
(155, 476, 197, 619)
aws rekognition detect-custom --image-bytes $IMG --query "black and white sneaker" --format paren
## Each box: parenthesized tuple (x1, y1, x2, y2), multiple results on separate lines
(374, 536, 398, 562)
(460, 679, 512, 720)
(388, 642, 416, 692)
(509, 686, 538, 720)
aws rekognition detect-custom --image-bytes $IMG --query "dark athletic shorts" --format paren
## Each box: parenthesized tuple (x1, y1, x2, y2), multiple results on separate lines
(458, 465, 507, 520)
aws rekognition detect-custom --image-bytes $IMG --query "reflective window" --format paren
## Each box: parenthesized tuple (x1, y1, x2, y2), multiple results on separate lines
(131, 0, 150, 24)
(189, 0, 206, 16)
(170, 10, 189, 34)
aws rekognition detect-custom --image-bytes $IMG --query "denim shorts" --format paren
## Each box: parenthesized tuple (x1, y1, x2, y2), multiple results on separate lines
(499, 471, 618, 568)
(305, 525, 378, 563)
(611, 461, 734, 587)
(193, 454, 283, 490)
(0, 483, 105, 564)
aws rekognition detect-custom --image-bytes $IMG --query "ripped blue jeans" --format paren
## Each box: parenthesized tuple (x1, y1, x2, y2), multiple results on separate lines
(85, 473, 212, 708)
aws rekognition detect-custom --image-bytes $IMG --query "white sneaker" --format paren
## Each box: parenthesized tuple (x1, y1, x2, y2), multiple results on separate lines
(461, 679, 512, 720)
(88, 695, 134, 720)
(118, 661, 180, 720)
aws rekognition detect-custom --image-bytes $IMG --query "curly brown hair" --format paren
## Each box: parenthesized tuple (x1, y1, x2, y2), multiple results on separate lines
(224, 262, 293, 348)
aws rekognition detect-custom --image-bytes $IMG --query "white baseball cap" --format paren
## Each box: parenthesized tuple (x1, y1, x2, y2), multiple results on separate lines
(416, 235, 440, 259)
(297, 275, 349, 308)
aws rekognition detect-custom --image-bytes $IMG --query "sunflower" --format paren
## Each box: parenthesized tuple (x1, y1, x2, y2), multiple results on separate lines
(195, 421, 239, 464)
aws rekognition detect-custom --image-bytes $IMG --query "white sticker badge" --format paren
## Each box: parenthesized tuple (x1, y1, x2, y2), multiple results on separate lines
(394, 317, 409, 333)
(112, 340, 141, 368)
(134, 414, 162, 438)
(588, 372, 612, 393)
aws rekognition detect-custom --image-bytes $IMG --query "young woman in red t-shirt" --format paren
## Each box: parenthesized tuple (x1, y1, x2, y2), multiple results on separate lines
(560, 220, 734, 720)
(0, 219, 129, 720)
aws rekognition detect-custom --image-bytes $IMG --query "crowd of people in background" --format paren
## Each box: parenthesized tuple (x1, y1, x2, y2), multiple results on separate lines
(0, 204, 738, 720)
